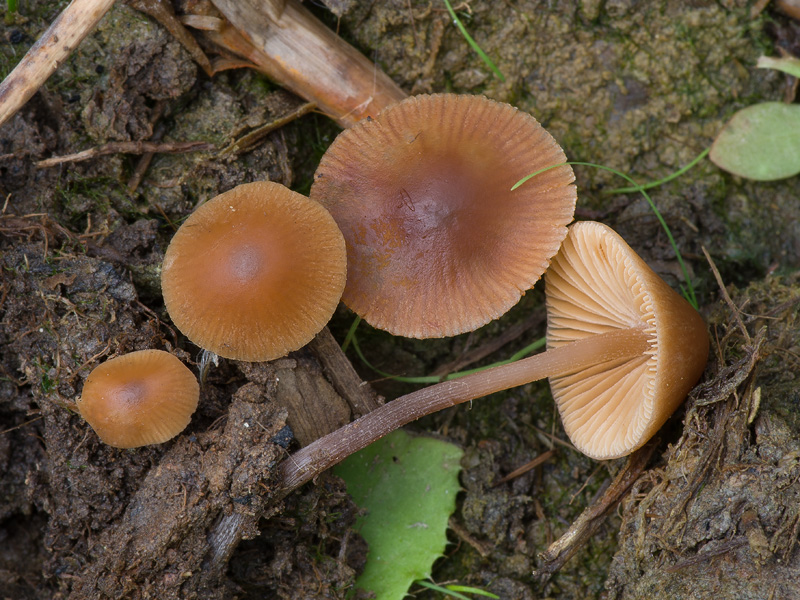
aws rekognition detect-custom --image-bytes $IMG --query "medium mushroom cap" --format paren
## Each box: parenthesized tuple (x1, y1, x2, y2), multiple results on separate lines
(161, 181, 347, 361)
(310, 93, 576, 338)
(77, 350, 200, 448)
(545, 221, 709, 459)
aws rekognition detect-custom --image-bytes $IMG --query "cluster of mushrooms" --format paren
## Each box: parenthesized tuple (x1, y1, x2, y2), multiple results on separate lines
(76, 94, 709, 479)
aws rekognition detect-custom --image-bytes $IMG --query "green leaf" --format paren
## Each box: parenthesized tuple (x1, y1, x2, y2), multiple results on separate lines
(334, 430, 463, 600)
(709, 102, 800, 181)
(757, 55, 800, 79)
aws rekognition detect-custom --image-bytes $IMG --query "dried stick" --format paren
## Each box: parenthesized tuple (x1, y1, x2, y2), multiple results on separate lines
(0, 0, 116, 129)
(218, 101, 316, 157)
(493, 449, 557, 487)
(126, 0, 214, 77)
(534, 441, 657, 578)
(209, 0, 407, 127)
(36, 140, 214, 168)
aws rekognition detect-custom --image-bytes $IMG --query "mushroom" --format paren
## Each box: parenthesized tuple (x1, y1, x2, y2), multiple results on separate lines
(161, 181, 347, 362)
(544, 221, 709, 458)
(277, 221, 708, 492)
(77, 349, 200, 448)
(310, 93, 577, 339)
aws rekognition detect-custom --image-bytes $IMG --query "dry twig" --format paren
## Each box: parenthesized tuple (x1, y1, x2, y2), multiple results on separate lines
(36, 140, 214, 168)
(493, 449, 557, 487)
(218, 101, 316, 158)
(534, 442, 657, 578)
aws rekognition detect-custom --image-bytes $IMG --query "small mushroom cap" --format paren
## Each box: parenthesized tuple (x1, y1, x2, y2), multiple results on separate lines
(161, 181, 347, 361)
(546, 221, 709, 459)
(310, 93, 576, 338)
(77, 350, 200, 448)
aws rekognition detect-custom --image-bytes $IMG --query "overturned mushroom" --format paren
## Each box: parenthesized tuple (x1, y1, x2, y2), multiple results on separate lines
(161, 181, 347, 362)
(77, 349, 200, 448)
(278, 221, 708, 493)
(545, 221, 709, 458)
(310, 93, 577, 339)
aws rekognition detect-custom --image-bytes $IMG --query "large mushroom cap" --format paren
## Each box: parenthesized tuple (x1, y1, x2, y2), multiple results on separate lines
(546, 222, 709, 459)
(77, 350, 200, 448)
(310, 93, 576, 338)
(161, 181, 347, 362)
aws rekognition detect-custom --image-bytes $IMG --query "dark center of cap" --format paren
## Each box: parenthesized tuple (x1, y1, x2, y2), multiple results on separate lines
(116, 381, 146, 407)
(228, 244, 264, 284)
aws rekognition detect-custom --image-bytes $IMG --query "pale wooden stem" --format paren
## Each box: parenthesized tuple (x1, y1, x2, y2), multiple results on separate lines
(210, 0, 407, 127)
(0, 0, 116, 129)
(277, 326, 650, 495)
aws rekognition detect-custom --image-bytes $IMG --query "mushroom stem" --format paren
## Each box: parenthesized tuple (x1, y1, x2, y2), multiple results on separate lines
(277, 325, 650, 495)
(0, 0, 116, 129)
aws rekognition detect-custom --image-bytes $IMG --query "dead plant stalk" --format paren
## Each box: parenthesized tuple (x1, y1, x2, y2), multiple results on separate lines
(0, 0, 116, 128)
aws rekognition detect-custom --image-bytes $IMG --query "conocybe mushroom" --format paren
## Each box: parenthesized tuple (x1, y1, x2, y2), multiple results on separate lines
(77, 350, 200, 448)
(161, 181, 347, 362)
(546, 221, 709, 459)
(310, 93, 577, 339)
(278, 221, 709, 491)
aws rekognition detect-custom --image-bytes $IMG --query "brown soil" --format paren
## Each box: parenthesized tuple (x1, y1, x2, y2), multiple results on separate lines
(1, 1, 799, 599)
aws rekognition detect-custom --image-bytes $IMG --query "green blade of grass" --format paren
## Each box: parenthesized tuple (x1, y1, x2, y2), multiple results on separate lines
(415, 580, 501, 599)
(512, 162, 698, 309)
(350, 331, 545, 384)
(605, 147, 710, 194)
(446, 584, 501, 598)
(415, 580, 472, 600)
(340, 316, 361, 353)
(442, 0, 505, 82)
(351, 333, 442, 384)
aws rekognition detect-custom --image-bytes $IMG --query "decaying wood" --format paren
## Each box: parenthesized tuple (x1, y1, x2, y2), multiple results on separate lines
(0, 0, 116, 129)
(235, 357, 353, 448)
(308, 327, 383, 417)
(208, 0, 407, 126)
(273, 362, 352, 447)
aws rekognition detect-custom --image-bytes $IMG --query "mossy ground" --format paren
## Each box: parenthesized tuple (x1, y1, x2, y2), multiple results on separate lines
(1, 1, 799, 598)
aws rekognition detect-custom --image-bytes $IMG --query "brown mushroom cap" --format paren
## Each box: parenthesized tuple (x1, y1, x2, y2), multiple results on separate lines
(161, 181, 347, 361)
(77, 350, 200, 448)
(310, 93, 576, 338)
(545, 221, 709, 459)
